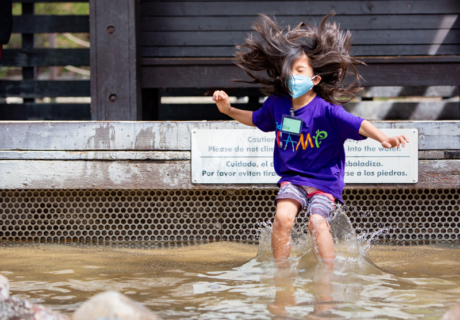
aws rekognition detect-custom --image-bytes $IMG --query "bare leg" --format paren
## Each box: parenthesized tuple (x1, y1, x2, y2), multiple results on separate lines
(271, 199, 301, 261)
(308, 214, 335, 266)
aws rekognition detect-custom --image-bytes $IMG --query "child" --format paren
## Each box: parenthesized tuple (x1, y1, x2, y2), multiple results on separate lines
(212, 12, 408, 264)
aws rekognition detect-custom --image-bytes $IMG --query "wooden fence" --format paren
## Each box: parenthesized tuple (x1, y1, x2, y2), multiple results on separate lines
(0, 1, 459, 122)
(0, 0, 90, 120)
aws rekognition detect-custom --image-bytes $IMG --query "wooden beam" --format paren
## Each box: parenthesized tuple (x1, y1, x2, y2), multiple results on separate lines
(0, 49, 90, 67)
(158, 101, 459, 121)
(0, 103, 90, 120)
(0, 121, 459, 151)
(0, 81, 90, 98)
(90, 0, 142, 120)
(160, 87, 262, 97)
(343, 101, 460, 121)
(159, 103, 262, 121)
(12, 15, 89, 33)
(142, 45, 460, 58)
(357, 86, 459, 98)
(141, 58, 460, 88)
(141, 30, 460, 46)
(0, 160, 459, 189)
(161, 86, 460, 98)
(141, 15, 460, 31)
(142, 1, 460, 16)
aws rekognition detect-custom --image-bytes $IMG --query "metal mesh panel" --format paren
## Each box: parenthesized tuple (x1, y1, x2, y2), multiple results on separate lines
(0, 188, 459, 243)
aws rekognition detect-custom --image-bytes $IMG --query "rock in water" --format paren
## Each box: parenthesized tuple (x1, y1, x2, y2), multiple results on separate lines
(0, 296, 70, 320)
(1, 274, 69, 320)
(0, 275, 9, 302)
(72, 291, 162, 320)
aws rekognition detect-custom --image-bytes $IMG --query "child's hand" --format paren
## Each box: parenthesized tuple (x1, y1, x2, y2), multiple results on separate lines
(212, 90, 231, 115)
(381, 135, 409, 148)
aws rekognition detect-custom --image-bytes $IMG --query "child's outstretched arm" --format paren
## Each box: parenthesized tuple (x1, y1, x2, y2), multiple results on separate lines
(359, 120, 409, 148)
(213, 90, 255, 127)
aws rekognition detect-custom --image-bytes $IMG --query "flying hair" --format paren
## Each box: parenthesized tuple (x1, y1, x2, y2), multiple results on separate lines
(231, 11, 365, 105)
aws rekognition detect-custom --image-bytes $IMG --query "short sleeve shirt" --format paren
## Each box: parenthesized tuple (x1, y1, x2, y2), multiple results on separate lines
(252, 94, 366, 203)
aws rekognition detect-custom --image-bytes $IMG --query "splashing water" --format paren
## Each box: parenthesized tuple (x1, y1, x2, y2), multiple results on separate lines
(256, 205, 369, 264)
(253, 203, 394, 293)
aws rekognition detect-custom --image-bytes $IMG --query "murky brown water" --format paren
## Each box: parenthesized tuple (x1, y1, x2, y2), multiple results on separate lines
(1, 239, 460, 319)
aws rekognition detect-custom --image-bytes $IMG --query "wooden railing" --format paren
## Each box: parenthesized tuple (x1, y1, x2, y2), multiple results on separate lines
(0, 0, 90, 120)
(1, 1, 459, 121)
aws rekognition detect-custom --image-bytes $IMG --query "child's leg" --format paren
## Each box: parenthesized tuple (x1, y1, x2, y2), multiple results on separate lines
(308, 214, 335, 261)
(272, 199, 301, 261)
(307, 194, 335, 263)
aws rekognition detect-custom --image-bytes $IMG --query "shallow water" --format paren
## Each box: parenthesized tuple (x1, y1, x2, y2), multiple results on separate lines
(1, 213, 460, 319)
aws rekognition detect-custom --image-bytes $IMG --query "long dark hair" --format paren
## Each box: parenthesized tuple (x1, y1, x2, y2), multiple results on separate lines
(231, 12, 364, 105)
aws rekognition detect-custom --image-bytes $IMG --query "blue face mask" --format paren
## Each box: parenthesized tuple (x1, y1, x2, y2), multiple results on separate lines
(287, 75, 317, 99)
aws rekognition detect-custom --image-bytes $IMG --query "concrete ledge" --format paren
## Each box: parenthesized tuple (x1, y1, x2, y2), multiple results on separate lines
(1, 121, 459, 189)
(0, 121, 460, 151)
(1, 160, 459, 189)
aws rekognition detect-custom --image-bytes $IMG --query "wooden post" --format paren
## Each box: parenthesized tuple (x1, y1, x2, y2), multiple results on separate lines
(90, 0, 142, 120)
(22, 3, 35, 104)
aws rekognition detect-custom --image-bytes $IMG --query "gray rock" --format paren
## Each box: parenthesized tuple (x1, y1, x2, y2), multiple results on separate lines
(0, 275, 69, 320)
(0, 296, 70, 320)
(72, 291, 161, 320)
(0, 275, 8, 302)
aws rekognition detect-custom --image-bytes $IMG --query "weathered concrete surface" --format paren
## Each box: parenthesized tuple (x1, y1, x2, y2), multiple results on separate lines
(0, 121, 460, 151)
(0, 150, 454, 160)
(0, 150, 452, 161)
(0, 151, 190, 160)
(1, 160, 460, 189)
(72, 291, 161, 320)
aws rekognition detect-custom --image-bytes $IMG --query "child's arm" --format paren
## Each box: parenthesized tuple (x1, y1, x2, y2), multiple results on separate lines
(213, 90, 255, 127)
(359, 120, 409, 148)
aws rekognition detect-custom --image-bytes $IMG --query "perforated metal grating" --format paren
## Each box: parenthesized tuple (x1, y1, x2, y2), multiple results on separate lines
(0, 188, 459, 243)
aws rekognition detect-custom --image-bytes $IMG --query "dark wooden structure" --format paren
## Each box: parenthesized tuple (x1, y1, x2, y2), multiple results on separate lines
(0, 0, 90, 120)
(137, 0, 460, 121)
(0, 0, 459, 120)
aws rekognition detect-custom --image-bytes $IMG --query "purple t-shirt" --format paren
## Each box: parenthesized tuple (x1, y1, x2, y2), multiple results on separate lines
(252, 94, 366, 203)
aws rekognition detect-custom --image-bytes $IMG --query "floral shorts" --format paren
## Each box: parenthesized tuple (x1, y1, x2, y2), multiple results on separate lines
(275, 182, 335, 219)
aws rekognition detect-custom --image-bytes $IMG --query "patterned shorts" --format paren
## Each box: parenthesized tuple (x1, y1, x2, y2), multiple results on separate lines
(275, 182, 335, 219)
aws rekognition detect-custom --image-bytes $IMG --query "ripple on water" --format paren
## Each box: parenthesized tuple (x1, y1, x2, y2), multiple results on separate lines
(0, 211, 460, 319)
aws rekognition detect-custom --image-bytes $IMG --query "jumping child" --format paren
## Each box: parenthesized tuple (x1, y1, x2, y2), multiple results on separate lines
(212, 12, 408, 264)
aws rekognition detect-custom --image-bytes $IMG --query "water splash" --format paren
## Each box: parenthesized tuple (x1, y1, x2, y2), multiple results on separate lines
(256, 210, 312, 263)
(255, 204, 386, 272)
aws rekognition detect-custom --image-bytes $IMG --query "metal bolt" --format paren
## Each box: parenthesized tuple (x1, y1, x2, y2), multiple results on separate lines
(109, 94, 117, 102)
(107, 26, 115, 34)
